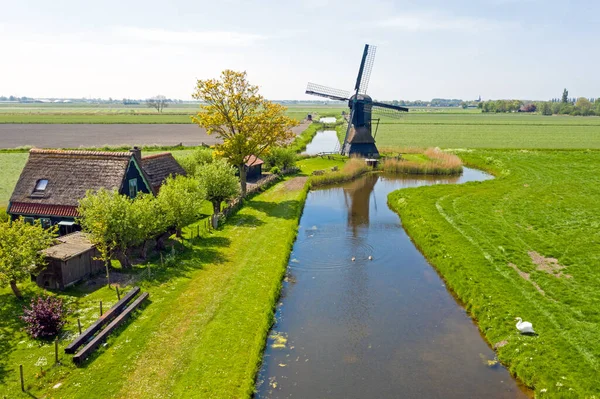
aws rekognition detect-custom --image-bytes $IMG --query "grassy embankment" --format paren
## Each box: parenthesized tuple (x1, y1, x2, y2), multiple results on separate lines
(0, 166, 315, 397)
(388, 150, 600, 397)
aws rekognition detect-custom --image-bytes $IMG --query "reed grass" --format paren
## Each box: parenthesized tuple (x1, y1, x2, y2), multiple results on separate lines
(309, 158, 370, 187)
(382, 147, 463, 175)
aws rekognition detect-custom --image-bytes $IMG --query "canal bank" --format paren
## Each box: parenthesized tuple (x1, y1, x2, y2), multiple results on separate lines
(256, 169, 531, 398)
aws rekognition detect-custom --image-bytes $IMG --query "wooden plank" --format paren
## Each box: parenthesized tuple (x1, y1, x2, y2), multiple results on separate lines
(65, 286, 140, 354)
(73, 292, 149, 365)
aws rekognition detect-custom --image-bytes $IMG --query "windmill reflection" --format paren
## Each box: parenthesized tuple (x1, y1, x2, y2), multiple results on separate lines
(343, 173, 379, 236)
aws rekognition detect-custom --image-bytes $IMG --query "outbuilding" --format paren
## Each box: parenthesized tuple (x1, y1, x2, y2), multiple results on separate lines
(244, 155, 264, 179)
(36, 232, 104, 290)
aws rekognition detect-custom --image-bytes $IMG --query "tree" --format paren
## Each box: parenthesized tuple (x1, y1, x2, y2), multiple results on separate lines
(156, 175, 206, 237)
(196, 159, 240, 228)
(178, 147, 214, 177)
(191, 70, 298, 196)
(78, 189, 137, 284)
(131, 193, 167, 259)
(575, 97, 593, 115)
(540, 102, 553, 116)
(0, 219, 56, 298)
(146, 95, 168, 113)
(561, 89, 569, 104)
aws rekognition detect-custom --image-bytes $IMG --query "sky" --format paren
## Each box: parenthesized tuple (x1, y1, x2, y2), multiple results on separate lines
(1, 0, 598, 101)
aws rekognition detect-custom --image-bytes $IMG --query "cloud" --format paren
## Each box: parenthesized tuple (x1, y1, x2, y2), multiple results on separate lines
(114, 27, 267, 46)
(378, 12, 510, 32)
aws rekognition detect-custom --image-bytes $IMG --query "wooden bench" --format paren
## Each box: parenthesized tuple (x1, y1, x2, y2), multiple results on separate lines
(73, 292, 149, 365)
(65, 287, 141, 354)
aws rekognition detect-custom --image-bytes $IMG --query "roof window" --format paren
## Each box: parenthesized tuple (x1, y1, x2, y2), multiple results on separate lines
(35, 179, 49, 191)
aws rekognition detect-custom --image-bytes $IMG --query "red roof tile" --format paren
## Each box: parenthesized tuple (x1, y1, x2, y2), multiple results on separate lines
(244, 154, 264, 166)
(9, 202, 79, 218)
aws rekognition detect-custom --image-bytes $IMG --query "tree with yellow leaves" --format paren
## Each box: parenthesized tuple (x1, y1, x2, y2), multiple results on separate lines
(191, 70, 298, 195)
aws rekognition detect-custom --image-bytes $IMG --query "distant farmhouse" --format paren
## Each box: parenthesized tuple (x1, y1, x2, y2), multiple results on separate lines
(8, 147, 185, 235)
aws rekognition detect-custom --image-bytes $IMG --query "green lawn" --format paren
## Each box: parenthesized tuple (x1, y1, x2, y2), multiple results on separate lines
(0, 171, 310, 398)
(388, 150, 600, 397)
(0, 153, 28, 207)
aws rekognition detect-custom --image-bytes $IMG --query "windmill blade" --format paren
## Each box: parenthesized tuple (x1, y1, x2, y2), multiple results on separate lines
(354, 44, 377, 95)
(306, 83, 351, 102)
(372, 101, 409, 112)
(372, 102, 409, 120)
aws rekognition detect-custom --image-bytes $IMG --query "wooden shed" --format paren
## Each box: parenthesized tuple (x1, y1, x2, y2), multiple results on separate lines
(36, 232, 104, 290)
(244, 155, 264, 179)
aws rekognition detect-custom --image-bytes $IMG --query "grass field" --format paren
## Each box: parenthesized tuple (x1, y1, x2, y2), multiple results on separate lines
(0, 170, 313, 398)
(0, 103, 342, 123)
(388, 150, 600, 397)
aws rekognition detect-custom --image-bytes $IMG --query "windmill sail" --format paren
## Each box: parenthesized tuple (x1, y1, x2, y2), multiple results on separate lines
(354, 45, 377, 95)
(372, 102, 409, 119)
(305, 83, 351, 102)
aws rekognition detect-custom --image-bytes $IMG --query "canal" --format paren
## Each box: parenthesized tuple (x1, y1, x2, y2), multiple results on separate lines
(256, 169, 530, 398)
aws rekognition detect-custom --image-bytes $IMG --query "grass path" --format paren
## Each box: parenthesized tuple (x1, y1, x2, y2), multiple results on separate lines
(2, 176, 307, 398)
(388, 150, 600, 397)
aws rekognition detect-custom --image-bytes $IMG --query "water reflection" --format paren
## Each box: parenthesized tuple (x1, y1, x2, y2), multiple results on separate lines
(256, 168, 530, 398)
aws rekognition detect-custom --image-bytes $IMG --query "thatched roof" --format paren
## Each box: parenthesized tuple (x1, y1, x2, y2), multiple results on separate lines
(10, 149, 131, 209)
(141, 153, 186, 192)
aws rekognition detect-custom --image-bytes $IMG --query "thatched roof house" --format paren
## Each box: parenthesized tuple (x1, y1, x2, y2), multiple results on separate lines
(8, 147, 185, 235)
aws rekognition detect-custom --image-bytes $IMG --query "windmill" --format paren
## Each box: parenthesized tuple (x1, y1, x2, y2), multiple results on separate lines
(305, 44, 408, 158)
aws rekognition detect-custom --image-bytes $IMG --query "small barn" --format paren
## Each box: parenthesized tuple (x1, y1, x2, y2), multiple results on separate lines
(36, 232, 104, 290)
(244, 155, 264, 179)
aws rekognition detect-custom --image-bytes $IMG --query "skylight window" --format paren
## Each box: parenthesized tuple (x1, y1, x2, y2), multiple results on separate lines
(35, 179, 48, 191)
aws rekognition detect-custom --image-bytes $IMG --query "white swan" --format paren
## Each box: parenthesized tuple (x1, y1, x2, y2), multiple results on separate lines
(515, 317, 535, 334)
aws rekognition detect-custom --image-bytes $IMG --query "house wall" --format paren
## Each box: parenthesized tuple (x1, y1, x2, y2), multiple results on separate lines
(247, 164, 262, 179)
(61, 249, 104, 288)
(36, 247, 104, 290)
(121, 159, 152, 197)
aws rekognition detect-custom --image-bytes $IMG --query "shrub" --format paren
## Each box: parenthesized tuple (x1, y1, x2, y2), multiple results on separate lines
(0, 208, 7, 222)
(264, 147, 297, 170)
(22, 295, 67, 338)
(270, 166, 281, 174)
(178, 147, 213, 177)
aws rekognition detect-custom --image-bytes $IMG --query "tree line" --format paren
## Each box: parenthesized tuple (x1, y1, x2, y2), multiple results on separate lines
(479, 89, 600, 116)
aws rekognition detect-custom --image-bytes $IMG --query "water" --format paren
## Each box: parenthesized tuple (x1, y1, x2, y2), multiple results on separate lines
(319, 117, 337, 124)
(304, 130, 339, 155)
(256, 169, 531, 398)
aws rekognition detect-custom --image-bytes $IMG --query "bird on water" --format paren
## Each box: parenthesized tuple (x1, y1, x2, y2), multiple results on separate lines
(515, 317, 535, 334)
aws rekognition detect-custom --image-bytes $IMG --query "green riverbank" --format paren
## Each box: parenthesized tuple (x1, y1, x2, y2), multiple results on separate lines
(1, 174, 309, 398)
(388, 150, 600, 397)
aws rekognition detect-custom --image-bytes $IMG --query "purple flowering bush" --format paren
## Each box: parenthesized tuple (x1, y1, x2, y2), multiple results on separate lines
(21, 295, 67, 338)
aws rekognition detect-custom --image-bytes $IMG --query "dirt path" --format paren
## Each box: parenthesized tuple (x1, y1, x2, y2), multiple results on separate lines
(0, 123, 310, 149)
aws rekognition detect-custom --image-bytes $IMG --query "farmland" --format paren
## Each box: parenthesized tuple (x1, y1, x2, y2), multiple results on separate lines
(388, 150, 600, 396)
(0, 103, 340, 124)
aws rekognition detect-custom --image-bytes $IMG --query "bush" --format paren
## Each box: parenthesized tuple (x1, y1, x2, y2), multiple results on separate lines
(264, 147, 297, 170)
(270, 166, 281, 174)
(0, 208, 8, 222)
(178, 147, 213, 177)
(22, 295, 67, 338)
